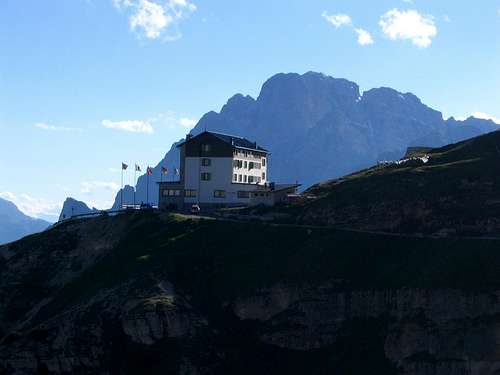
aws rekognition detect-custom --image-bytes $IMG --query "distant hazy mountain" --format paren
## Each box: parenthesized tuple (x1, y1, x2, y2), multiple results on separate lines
(0, 197, 50, 244)
(106, 72, 497, 208)
(58, 197, 99, 221)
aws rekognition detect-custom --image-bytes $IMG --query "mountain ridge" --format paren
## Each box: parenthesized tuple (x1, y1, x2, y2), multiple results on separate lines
(78, 71, 496, 211)
(0, 197, 50, 244)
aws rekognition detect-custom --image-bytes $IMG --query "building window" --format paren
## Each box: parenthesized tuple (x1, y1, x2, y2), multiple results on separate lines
(214, 190, 226, 198)
(201, 172, 211, 181)
(163, 189, 181, 197)
(248, 176, 255, 183)
(262, 158, 266, 167)
(201, 144, 211, 154)
(262, 172, 266, 180)
(244, 161, 248, 169)
(244, 175, 247, 183)
(238, 191, 250, 198)
(233, 173, 237, 182)
(202, 158, 211, 166)
(238, 174, 242, 182)
(185, 189, 197, 197)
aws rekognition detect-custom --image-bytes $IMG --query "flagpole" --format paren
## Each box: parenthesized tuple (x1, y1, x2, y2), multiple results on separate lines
(134, 164, 137, 208)
(120, 165, 123, 210)
(147, 168, 149, 205)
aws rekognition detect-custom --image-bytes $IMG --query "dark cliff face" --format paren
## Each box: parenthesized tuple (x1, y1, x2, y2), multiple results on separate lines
(0, 213, 499, 375)
(110, 71, 497, 209)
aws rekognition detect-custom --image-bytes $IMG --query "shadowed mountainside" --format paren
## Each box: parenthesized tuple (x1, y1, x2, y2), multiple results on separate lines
(287, 130, 500, 236)
(0, 212, 499, 375)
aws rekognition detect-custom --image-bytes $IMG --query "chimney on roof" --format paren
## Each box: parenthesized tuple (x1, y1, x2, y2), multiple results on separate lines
(231, 137, 234, 145)
(254, 141, 257, 148)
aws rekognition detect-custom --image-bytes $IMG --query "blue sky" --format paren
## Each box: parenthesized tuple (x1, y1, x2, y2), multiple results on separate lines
(1, 0, 499, 221)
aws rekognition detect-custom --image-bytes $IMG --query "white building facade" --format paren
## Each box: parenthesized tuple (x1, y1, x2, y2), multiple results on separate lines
(158, 131, 299, 210)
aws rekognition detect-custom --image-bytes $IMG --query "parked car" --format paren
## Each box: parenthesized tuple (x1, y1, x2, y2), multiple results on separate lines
(190, 204, 201, 215)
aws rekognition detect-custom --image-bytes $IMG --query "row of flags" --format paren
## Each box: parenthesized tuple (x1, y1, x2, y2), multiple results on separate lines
(121, 163, 179, 176)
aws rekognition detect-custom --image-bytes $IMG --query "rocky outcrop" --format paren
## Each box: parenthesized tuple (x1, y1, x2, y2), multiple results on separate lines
(58, 197, 99, 221)
(233, 285, 500, 374)
(121, 282, 206, 345)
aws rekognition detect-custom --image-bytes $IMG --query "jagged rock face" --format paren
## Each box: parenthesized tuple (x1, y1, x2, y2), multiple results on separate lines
(111, 71, 497, 208)
(121, 281, 206, 345)
(233, 285, 500, 375)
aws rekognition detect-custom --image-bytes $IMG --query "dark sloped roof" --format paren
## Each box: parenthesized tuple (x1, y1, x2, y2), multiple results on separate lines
(178, 131, 268, 152)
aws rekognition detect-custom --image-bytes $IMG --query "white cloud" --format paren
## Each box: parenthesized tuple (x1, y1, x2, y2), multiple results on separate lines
(102, 119, 154, 134)
(0, 191, 62, 220)
(355, 28, 374, 45)
(322, 11, 352, 28)
(35, 123, 82, 132)
(443, 15, 451, 23)
(379, 9, 437, 48)
(470, 112, 500, 124)
(130, 0, 171, 39)
(113, 0, 196, 40)
(322, 11, 375, 46)
(81, 181, 120, 194)
(178, 117, 197, 128)
(152, 112, 198, 129)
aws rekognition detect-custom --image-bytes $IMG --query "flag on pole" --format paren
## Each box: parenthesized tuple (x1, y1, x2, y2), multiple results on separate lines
(135, 164, 141, 172)
(147, 166, 153, 176)
(161, 166, 168, 175)
(122, 162, 128, 170)
(174, 168, 179, 176)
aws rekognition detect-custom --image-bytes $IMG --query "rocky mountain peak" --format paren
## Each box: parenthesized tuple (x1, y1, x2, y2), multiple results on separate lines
(59, 197, 99, 221)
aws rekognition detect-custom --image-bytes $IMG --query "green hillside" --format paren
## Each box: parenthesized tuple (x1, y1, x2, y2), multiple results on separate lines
(294, 130, 500, 235)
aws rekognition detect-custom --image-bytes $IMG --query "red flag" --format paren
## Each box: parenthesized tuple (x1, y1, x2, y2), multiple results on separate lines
(161, 167, 168, 175)
(122, 162, 128, 170)
(147, 166, 153, 176)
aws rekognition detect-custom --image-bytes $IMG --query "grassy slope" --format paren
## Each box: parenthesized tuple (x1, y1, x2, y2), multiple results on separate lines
(35, 212, 499, 325)
(2, 212, 500, 374)
(294, 130, 500, 233)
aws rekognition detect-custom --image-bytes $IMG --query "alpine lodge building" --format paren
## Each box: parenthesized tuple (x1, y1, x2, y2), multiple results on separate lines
(158, 131, 300, 210)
